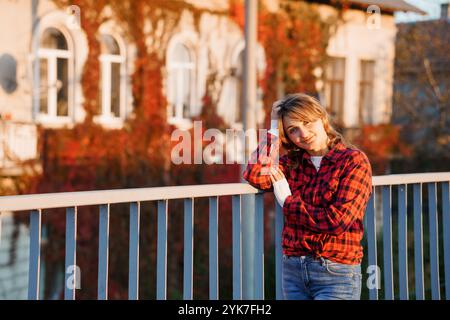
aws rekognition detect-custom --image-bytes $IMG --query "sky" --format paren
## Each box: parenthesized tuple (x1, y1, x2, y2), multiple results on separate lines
(395, 0, 448, 22)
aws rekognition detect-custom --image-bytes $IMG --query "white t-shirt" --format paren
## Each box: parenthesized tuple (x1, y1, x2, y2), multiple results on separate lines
(310, 156, 323, 172)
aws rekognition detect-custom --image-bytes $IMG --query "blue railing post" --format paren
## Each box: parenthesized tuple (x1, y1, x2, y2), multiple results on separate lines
(428, 183, 441, 300)
(128, 202, 140, 300)
(64, 207, 77, 300)
(366, 190, 378, 300)
(157, 200, 168, 300)
(232, 195, 242, 300)
(398, 184, 409, 299)
(275, 203, 283, 300)
(242, 193, 256, 299)
(98, 204, 110, 300)
(28, 209, 42, 300)
(413, 183, 425, 300)
(209, 196, 219, 300)
(442, 182, 450, 300)
(183, 198, 194, 300)
(382, 186, 394, 300)
(254, 193, 264, 300)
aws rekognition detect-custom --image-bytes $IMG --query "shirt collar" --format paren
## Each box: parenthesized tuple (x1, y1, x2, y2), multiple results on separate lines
(300, 141, 346, 164)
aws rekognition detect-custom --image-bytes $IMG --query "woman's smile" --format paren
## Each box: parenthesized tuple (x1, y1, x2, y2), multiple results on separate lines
(302, 136, 315, 144)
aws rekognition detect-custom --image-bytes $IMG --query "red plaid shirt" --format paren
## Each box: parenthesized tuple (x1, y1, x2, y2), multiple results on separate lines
(243, 133, 372, 265)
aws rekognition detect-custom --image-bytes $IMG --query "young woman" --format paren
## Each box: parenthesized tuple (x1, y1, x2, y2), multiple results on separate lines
(243, 93, 372, 300)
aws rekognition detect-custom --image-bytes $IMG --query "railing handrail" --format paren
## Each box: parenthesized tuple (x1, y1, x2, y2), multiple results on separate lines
(0, 183, 262, 211)
(372, 172, 450, 186)
(0, 172, 449, 212)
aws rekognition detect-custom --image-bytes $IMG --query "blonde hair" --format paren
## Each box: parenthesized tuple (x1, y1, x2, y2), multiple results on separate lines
(276, 93, 354, 167)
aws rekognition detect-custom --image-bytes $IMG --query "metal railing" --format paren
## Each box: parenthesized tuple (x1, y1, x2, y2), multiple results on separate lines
(0, 172, 449, 300)
(369, 172, 450, 300)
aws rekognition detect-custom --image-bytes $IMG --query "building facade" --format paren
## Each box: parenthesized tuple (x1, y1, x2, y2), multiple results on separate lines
(0, 0, 424, 175)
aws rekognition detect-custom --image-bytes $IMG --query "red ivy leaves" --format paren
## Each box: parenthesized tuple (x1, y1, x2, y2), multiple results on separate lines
(230, 0, 332, 129)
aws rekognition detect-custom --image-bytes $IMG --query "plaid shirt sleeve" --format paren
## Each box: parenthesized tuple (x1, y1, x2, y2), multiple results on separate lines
(243, 132, 288, 191)
(282, 151, 372, 236)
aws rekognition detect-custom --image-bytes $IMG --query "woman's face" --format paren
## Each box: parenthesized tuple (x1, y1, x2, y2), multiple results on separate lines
(282, 115, 329, 156)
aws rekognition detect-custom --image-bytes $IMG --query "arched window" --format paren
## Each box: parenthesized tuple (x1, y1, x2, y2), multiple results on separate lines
(99, 34, 125, 119)
(167, 43, 194, 120)
(38, 27, 72, 118)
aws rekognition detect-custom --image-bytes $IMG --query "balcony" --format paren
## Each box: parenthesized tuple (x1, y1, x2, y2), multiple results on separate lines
(0, 172, 449, 300)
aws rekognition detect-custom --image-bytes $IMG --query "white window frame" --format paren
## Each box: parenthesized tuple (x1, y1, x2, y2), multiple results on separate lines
(97, 53, 126, 122)
(324, 56, 346, 125)
(167, 43, 195, 126)
(358, 59, 376, 126)
(36, 45, 74, 125)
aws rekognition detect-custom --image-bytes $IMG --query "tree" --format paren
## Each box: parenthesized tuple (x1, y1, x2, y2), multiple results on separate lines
(392, 20, 450, 172)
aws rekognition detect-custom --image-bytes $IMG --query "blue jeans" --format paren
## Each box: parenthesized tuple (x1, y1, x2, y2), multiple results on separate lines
(282, 255, 362, 300)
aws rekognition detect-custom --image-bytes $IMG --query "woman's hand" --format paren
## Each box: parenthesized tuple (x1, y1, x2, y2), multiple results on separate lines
(269, 166, 285, 183)
(271, 100, 283, 120)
